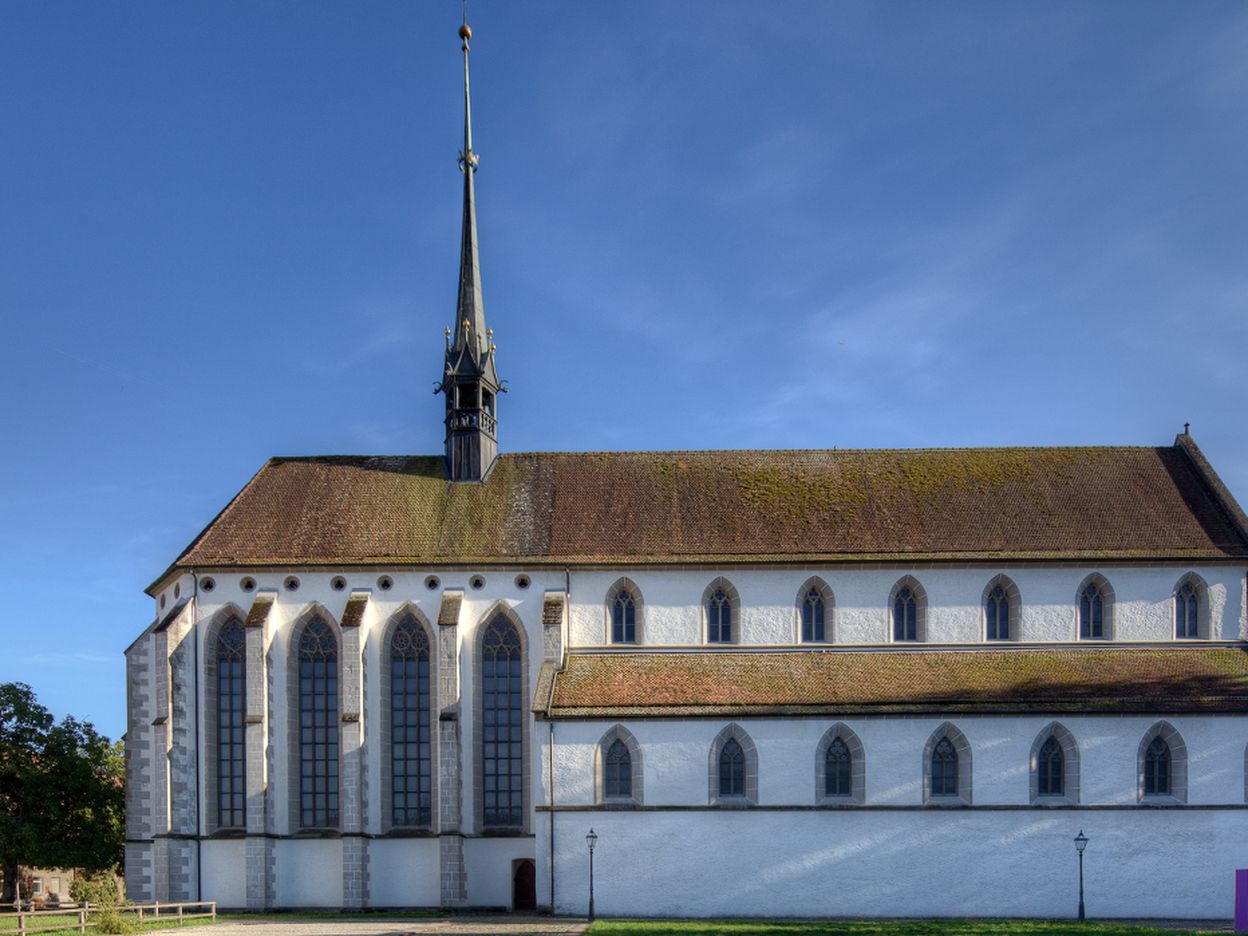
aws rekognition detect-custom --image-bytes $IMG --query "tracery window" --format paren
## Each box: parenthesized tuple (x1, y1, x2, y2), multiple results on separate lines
(825, 737, 851, 797)
(719, 737, 745, 797)
(1037, 736, 1064, 797)
(986, 585, 1009, 641)
(802, 587, 825, 643)
(894, 587, 917, 642)
(298, 617, 338, 829)
(930, 736, 958, 797)
(1175, 581, 1199, 639)
(1144, 737, 1171, 796)
(481, 614, 523, 829)
(708, 589, 733, 644)
(612, 591, 636, 644)
(604, 739, 632, 799)
(390, 615, 431, 828)
(216, 619, 245, 829)
(1080, 583, 1105, 639)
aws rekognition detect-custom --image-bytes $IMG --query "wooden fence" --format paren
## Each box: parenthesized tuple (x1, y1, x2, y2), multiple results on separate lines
(1, 900, 216, 935)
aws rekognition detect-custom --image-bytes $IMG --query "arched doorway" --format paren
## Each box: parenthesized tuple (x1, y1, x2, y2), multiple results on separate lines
(512, 859, 536, 911)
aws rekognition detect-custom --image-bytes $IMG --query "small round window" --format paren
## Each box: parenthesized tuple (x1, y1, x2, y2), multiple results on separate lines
(470, 575, 485, 590)
(241, 577, 256, 593)
(378, 575, 394, 591)
(201, 577, 216, 593)
(284, 576, 300, 592)
(424, 575, 440, 591)
(514, 574, 530, 590)
(331, 576, 347, 591)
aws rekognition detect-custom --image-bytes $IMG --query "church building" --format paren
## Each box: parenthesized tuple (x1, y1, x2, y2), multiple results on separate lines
(125, 19, 1248, 920)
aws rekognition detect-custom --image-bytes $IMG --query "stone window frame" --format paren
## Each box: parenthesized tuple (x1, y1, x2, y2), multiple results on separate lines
(604, 578, 644, 646)
(982, 574, 1022, 642)
(922, 721, 972, 806)
(702, 577, 741, 646)
(1029, 721, 1080, 805)
(889, 575, 928, 643)
(202, 604, 248, 836)
(378, 603, 438, 835)
(1075, 573, 1115, 641)
(708, 723, 758, 807)
(472, 601, 531, 835)
(285, 603, 344, 835)
(1137, 720, 1188, 805)
(815, 722, 865, 805)
(795, 577, 835, 644)
(594, 724, 643, 807)
(1173, 572, 1211, 640)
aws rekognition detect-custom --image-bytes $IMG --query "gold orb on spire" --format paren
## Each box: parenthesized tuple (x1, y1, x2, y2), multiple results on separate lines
(458, 22, 472, 41)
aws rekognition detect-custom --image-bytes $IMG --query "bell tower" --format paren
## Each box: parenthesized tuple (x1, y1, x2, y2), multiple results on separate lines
(440, 17, 502, 482)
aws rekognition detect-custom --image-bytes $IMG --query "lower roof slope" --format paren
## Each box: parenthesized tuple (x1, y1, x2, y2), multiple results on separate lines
(540, 646, 1248, 717)
(156, 436, 1248, 585)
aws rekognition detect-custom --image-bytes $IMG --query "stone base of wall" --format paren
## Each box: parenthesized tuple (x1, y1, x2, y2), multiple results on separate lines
(124, 842, 154, 903)
(245, 836, 275, 910)
(342, 836, 369, 909)
(438, 835, 466, 907)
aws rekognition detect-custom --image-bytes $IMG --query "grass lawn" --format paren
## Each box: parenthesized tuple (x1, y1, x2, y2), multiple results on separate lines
(586, 921, 1227, 936)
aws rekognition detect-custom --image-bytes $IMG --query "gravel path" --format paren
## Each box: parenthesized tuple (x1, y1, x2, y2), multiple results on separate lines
(201, 917, 589, 936)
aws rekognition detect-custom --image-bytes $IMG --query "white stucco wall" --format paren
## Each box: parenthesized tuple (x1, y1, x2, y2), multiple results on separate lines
(368, 839, 440, 907)
(273, 839, 343, 908)
(566, 566, 1246, 647)
(199, 840, 247, 909)
(551, 808, 1248, 918)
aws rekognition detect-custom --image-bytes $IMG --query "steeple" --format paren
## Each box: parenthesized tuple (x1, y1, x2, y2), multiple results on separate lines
(439, 15, 502, 483)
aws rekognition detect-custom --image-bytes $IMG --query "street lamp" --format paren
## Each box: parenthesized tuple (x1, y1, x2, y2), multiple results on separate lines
(1074, 830, 1088, 922)
(586, 828, 598, 921)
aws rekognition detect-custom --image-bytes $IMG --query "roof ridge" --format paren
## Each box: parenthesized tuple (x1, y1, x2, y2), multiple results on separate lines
(260, 445, 1167, 460)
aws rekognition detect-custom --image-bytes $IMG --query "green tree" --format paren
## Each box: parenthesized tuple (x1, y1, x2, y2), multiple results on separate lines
(0, 683, 124, 902)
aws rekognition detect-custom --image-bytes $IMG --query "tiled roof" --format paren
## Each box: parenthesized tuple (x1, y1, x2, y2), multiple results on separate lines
(541, 646, 1248, 717)
(158, 439, 1248, 583)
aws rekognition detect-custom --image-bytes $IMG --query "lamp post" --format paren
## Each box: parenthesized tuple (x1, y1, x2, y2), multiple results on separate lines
(1074, 830, 1088, 922)
(586, 828, 598, 921)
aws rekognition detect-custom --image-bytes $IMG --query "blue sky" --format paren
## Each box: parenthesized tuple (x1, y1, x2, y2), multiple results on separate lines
(2, 2, 1246, 740)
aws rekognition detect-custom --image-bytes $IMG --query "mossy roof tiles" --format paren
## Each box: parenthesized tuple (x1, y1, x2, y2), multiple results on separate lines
(162, 443, 1248, 578)
(544, 646, 1248, 717)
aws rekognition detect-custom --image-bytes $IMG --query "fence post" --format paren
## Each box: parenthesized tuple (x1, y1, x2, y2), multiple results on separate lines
(17, 909, 26, 936)
(137, 905, 144, 924)
(178, 904, 184, 926)
(211, 901, 217, 922)
(78, 907, 86, 934)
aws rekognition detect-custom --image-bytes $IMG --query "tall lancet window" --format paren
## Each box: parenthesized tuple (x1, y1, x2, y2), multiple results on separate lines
(390, 616, 432, 828)
(216, 620, 246, 829)
(1037, 736, 1064, 797)
(930, 737, 958, 797)
(612, 591, 636, 644)
(894, 587, 918, 642)
(707, 589, 733, 644)
(719, 738, 746, 797)
(1175, 581, 1199, 639)
(802, 587, 825, 643)
(824, 737, 851, 797)
(604, 739, 632, 799)
(481, 615, 523, 829)
(299, 618, 339, 829)
(1144, 737, 1171, 796)
(1080, 583, 1105, 639)
(985, 585, 1009, 641)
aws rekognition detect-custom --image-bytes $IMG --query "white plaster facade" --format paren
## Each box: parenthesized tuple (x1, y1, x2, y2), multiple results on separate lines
(126, 560, 1248, 918)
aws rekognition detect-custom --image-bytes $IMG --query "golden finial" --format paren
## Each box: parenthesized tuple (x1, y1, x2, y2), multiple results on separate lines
(459, 22, 472, 41)
(444, 326, 451, 339)
(486, 328, 493, 338)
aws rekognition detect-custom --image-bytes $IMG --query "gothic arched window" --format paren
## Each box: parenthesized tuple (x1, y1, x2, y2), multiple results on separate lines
(298, 617, 338, 829)
(390, 616, 432, 828)
(802, 587, 825, 643)
(604, 739, 632, 799)
(216, 619, 245, 829)
(481, 615, 523, 829)
(931, 737, 958, 797)
(719, 737, 745, 797)
(1175, 580, 1199, 639)
(612, 591, 636, 644)
(1144, 737, 1171, 796)
(985, 585, 1009, 641)
(1079, 582, 1106, 639)
(825, 737, 851, 797)
(894, 587, 917, 642)
(1038, 736, 1064, 797)
(708, 589, 733, 644)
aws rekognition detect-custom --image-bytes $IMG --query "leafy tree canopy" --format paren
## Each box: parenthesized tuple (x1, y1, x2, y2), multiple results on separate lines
(0, 683, 124, 901)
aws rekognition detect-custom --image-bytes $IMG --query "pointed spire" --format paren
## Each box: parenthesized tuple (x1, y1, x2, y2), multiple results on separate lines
(453, 16, 487, 363)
